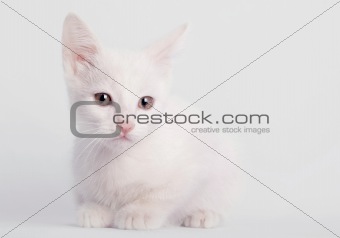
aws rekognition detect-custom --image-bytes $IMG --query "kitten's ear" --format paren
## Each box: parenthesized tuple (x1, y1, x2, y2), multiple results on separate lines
(146, 24, 188, 66)
(62, 13, 100, 75)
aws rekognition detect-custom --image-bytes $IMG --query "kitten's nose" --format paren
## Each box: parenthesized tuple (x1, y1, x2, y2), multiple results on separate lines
(118, 122, 135, 135)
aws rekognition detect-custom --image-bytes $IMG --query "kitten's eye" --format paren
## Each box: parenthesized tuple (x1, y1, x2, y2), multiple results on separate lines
(138, 96, 154, 110)
(94, 93, 112, 106)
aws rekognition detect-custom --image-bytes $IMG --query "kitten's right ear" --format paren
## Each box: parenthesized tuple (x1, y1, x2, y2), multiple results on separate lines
(62, 13, 100, 75)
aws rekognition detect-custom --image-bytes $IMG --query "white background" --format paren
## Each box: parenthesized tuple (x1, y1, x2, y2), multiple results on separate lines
(1, 0, 340, 237)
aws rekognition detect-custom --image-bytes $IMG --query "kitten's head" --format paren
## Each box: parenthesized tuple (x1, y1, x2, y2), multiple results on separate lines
(62, 13, 187, 146)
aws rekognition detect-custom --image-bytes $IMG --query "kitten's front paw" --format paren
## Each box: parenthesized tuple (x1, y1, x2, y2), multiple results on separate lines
(114, 209, 162, 230)
(183, 211, 220, 228)
(78, 203, 113, 228)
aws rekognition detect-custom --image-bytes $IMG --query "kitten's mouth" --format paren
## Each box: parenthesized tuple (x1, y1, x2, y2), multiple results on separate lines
(116, 133, 132, 141)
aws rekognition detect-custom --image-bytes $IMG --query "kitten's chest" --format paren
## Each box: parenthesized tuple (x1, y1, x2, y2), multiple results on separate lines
(78, 152, 164, 208)
(74, 132, 188, 207)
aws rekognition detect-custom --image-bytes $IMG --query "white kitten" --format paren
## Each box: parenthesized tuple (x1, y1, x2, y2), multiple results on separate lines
(62, 13, 238, 230)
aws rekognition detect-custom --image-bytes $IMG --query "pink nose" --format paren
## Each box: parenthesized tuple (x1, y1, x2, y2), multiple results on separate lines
(118, 122, 135, 135)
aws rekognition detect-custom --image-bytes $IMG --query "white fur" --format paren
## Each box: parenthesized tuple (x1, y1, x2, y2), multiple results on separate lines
(62, 13, 238, 230)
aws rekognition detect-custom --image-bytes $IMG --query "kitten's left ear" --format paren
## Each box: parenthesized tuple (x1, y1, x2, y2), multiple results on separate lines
(146, 24, 188, 66)
(62, 13, 101, 75)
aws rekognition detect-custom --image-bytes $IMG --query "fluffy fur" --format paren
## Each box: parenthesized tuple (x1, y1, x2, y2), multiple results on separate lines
(62, 13, 238, 230)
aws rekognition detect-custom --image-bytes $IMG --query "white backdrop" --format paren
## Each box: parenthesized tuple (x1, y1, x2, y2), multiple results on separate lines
(0, 1, 340, 237)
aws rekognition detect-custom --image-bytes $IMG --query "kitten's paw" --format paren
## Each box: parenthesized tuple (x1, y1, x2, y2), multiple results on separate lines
(183, 211, 220, 228)
(77, 203, 113, 228)
(114, 209, 162, 230)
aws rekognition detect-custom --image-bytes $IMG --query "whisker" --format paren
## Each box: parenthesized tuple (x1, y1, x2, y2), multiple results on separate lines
(74, 138, 99, 161)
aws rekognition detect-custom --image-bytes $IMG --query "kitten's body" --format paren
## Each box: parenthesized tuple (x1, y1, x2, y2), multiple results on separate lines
(62, 14, 237, 229)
